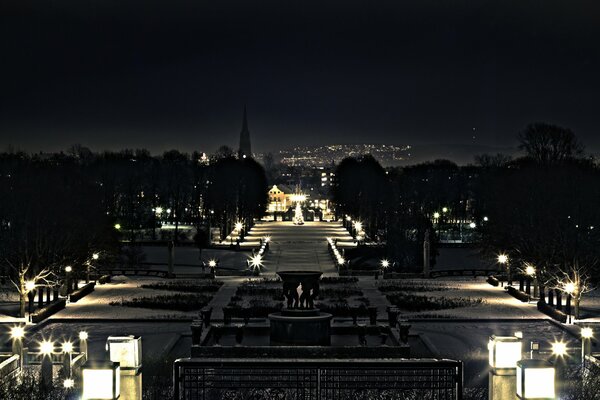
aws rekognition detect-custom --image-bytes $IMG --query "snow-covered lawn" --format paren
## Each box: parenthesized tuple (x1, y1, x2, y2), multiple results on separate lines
(51, 276, 221, 320)
(380, 277, 546, 319)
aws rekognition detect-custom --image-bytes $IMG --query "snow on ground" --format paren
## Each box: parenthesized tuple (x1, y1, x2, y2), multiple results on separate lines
(51, 276, 214, 320)
(382, 277, 546, 319)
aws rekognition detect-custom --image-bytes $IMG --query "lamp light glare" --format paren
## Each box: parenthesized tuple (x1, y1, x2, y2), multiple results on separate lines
(235, 222, 243, 231)
(39, 340, 54, 355)
(488, 336, 522, 369)
(92, 253, 99, 260)
(11, 326, 25, 339)
(63, 378, 75, 389)
(208, 259, 217, 268)
(114, 223, 121, 230)
(65, 265, 73, 273)
(249, 254, 263, 268)
(582, 327, 594, 339)
(381, 259, 390, 268)
(497, 254, 508, 264)
(62, 341, 74, 353)
(525, 265, 535, 276)
(433, 212, 440, 219)
(79, 331, 89, 341)
(551, 341, 567, 357)
(564, 282, 576, 294)
(25, 281, 36, 292)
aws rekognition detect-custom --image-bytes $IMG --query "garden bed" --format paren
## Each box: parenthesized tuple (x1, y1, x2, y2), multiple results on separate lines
(378, 280, 484, 314)
(227, 277, 369, 318)
(111, 293, 213, 312)
(140, 280, 223, 293)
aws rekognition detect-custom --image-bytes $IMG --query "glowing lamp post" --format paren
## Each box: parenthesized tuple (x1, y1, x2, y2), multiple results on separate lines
(10, 326, 25, 369)
(516, 359, 555, 400)
(106, 335, 142, 373)
(65, 265, 74, 294)
(497, 254, 510, 286)
(39, 340, 55, 388)
(581, 327, 593, 366)
(82, 360, 121, 400)
(62, 341, 74, 378)
(488, 335, 522, 399)
(80, 331, 89, 358)
(489, 335, 522, 371)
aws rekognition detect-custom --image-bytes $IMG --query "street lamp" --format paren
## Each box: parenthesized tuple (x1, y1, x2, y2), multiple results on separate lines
(39, 340, 55, 388)
(80, 331, 89, 356)
(65, 265, 74, 294)
(114, 223, 121, 230)
(497, 254, 510, 286)
(10, 326, 25, 368)
(62, 341, 74, 378)
(381, 259, 390, 269)
(582, 327, 593, 366)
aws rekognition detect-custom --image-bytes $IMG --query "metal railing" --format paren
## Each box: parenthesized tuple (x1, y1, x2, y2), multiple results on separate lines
(0, 354, 20, 383)
(174, 358, 463, 400)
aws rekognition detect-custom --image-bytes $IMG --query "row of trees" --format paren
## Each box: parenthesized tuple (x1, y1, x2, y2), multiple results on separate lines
(0, 146, 268, 316)
(333, 123, 600, 305)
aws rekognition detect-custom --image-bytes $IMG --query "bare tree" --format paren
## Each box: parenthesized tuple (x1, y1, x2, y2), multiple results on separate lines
(547, 262, 594, 319)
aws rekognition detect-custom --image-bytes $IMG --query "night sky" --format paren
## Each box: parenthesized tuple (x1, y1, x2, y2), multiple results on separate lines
(1, 1, 599, 157)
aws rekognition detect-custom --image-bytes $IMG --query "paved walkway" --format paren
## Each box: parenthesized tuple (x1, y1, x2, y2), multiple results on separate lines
(244, 221, 353, 274)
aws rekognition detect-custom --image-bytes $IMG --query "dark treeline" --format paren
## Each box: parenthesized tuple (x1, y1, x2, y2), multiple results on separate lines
(0, 145, 267, 315)
(333, 123, 600, 308)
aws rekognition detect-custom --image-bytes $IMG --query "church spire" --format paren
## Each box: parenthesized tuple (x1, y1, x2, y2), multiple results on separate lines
(238, 106, 252, 158)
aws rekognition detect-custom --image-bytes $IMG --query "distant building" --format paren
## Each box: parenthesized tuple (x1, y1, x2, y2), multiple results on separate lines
(238, 106, 252, 159)
(267, 184, 293, 213)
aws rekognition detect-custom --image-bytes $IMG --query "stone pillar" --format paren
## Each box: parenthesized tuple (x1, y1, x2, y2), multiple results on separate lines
(46, 286, 51, 303)
(548, 289, 554, 306)
(556, 290, 562, 311)
(41, 352, 53, 388)
(38, 288, 44, 308)
(423, 229, 431, 277)
(488, 371, 516, 400)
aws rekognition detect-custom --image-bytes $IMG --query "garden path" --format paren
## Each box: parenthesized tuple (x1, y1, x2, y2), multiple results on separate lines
(244, 221, 353, 274)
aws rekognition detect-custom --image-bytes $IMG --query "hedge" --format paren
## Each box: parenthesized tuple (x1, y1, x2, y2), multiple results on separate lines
(486, 276, 500, 287)
(506, 286, 529, 302)
(31, 299, 66, 323)
(70, 282, 95, 303)
(537, 301, 567, 323)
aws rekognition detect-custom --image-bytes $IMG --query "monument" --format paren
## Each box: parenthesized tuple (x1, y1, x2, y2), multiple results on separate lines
(268, 271, 333, 345)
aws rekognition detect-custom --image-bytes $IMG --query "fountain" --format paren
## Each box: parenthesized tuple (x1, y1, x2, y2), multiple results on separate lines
(268, 271, 333, 345)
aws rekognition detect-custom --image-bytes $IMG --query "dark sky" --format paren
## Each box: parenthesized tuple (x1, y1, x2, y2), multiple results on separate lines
(1, 0, 599, 156)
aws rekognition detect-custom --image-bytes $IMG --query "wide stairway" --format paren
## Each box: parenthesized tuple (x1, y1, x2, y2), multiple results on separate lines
(243, 221, 354, 274)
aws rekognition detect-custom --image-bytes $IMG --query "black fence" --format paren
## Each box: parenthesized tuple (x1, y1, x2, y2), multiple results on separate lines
(173, 358, 463, 400)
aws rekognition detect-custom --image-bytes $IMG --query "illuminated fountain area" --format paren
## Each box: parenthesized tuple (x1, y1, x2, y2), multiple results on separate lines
(268, 271, 332, 345)
(190, 272, 410, 359)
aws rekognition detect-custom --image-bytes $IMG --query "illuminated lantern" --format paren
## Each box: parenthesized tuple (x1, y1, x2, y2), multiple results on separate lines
(82, 360, 120, 400)
(516, 359, 555, 399)
(106, 336, 142, 372)
(489, 335, 522, 371)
